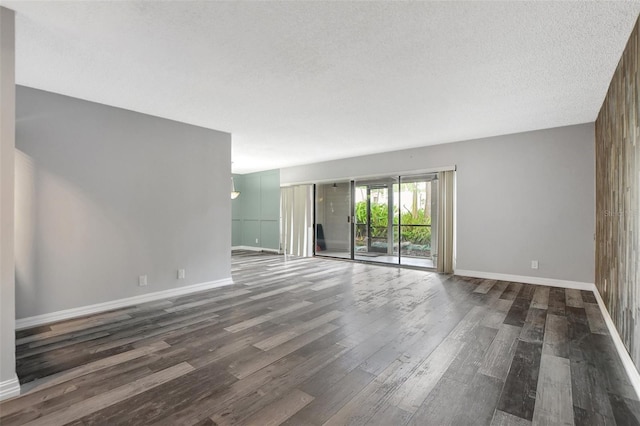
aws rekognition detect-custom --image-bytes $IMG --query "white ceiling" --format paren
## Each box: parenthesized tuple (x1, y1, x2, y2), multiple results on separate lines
(2, 1, 640, 173)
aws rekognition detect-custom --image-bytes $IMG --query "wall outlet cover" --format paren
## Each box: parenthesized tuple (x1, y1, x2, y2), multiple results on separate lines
(139, 275, 148, 286)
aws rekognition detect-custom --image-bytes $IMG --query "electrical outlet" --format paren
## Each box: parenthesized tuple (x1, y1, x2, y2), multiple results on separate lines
(139, 275, 148, 286)
(531, 260, 539, 270)
(255, 238, 259, 244)
(178, 269, 186, 279)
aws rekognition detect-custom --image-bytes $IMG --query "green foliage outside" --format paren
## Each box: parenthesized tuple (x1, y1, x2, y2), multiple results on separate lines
(355, 201, 431, 247)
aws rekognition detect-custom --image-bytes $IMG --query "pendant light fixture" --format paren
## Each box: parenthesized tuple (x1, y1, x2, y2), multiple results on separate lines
(231, 177, 240, 199)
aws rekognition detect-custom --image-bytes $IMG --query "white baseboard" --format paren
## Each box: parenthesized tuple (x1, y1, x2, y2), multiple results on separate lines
(454, 269, 595, 291)
(592, 288, 640, 399)
(232, 245, 280, 254)
(0, 374, 20, 401)
(15, 277, 234, 330)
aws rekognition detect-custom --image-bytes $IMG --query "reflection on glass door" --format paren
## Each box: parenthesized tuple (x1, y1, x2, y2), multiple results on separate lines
(354, 177, 399, 265)
(398, 175, 437, 269)
(315, 182, 351, 259)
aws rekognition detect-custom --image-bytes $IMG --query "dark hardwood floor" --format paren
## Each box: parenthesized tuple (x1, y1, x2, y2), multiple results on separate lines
(1, 251, 639, 425)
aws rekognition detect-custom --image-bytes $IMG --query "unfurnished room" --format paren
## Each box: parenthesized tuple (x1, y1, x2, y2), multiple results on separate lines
(0, 1, 639, 425)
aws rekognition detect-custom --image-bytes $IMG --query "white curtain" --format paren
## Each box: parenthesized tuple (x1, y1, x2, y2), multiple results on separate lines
(437, 170, 455, 273)
(280, 185, 313, 257)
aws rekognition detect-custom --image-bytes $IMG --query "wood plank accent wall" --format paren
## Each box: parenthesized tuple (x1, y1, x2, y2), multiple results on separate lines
(595, 16, 640, 371)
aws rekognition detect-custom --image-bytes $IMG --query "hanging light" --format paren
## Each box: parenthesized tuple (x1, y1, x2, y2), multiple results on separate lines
(231, 177, 240, 199)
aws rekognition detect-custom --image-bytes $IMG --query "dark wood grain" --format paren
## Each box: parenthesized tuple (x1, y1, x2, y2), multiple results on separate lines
(497, 340, 542, 421)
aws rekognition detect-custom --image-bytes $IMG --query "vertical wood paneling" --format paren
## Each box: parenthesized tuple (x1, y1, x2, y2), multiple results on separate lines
(595, 16, 640, 371)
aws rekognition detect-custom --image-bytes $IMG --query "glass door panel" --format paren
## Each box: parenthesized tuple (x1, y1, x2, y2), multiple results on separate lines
(315, 182, 351, 259)
(399, 174, 437, 269)
(353, 177, 399, 265)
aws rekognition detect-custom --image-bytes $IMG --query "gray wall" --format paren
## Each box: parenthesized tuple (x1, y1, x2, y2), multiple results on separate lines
(281, 123, 595, 284)
(15, 86, 232, 319)
(0, 6, 17, 394)
(232, 169, 280, 250)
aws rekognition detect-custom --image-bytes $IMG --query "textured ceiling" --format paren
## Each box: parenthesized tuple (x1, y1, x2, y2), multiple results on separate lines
(2, 1, 640, 173)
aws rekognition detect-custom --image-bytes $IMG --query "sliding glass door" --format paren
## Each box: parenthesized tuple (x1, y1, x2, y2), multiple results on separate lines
(313, 172, 443, 270)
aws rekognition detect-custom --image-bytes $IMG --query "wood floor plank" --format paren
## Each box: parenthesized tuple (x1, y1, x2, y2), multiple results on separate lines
(580, 290, 598, 304)
(2, 362, 158, 425)
(25, 340, 171, 393)
(500, 283, 523, 301)
(16, 302, 179, 349)
(406, 376, 464, 425)
(450, 372, 504, 425)
(570, 357, 617, 423)
(253, 310, 342, 351)
(482, 299, 515, 330)
(504, 296, 533, 327)
(322, 359, 405, 426)
(283, 367, 375, 425)
(47, 311, 132, 332)
(366, 404, 412, 426)
(67, 360, 237, 426)
(491, 410, 532, 425)
(519, 307, 547, 344)
(442, 325, 499, 384)
(548, 287, 566, 316)
(16, 331, 112, 359)
(240, 389, 314, 426)
(474, 279, 497, 294)
(386, 338, 464, 413)
(532, 353, 574, 425)
(542, 313, 569, 358)
(478, 324, 521, 380)
(609, 393, 640, 426)
(591, 333, 639, 400)
(164, 289, 252, 312)
(16, 315, 130, 346)
(299, 300, 459, 399)
(496, 340, 542, 421)
(15, 325, 52, 341)
(584, 303, 609, 335)
(161, 339, 348, 425)
(0, 382, 80, 419)
(531, 286, 550, 310)
(22, 362, 193, 426)
(16, 343, 138, 385)
(223, 301, 314, 333)
(486, 280, 510, 301)
(516, 284, 536, 301)
(565, 289, 584, 308)
(229, 322, 339, 379)
(447, 305, 486, 341)
(248, 282, 309, 300)
(566, 306, 591, 363)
